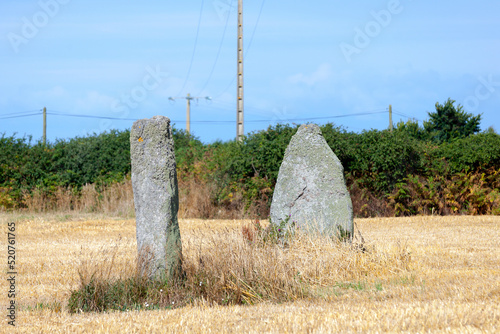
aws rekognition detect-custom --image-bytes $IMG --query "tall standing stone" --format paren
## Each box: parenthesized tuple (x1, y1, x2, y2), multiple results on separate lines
(130, 116, 183, 279)
(270, 124, 353, 240)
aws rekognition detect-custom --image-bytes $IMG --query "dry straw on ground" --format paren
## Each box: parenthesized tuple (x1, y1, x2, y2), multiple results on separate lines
(0, 213, 498, 333)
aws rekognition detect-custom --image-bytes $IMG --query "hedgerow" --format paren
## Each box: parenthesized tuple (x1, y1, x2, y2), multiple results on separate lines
(1, 121, 499, 216)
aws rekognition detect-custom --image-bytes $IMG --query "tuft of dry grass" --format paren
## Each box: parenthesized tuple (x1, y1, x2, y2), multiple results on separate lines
(68, 220, 411, 312)
(22, 180, 135, 217)
(0, 214, 498, 332)
(177, 177, 269, 219)
(19, 177, 261, 220)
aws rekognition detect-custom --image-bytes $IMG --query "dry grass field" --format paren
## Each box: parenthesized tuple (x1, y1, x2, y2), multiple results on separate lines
(0, 213, 499, 333)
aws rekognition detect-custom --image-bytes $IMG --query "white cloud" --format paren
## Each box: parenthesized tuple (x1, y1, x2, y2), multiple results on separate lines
(75, 91, 116, 113)
(32, 86, 67, 99)
(288, 63, 332, 86)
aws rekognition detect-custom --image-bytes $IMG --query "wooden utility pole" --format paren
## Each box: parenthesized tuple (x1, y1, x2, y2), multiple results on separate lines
(168, 94, 211, 134)
(236, 0, 244, 141)
(43, 107, 47, 145)
(186, 93, 192, 134)
(389, 104, 393, 132)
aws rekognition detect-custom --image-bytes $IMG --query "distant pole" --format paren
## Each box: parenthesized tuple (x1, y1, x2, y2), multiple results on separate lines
(168, 94, 211, 135)
(236, 0, 244, 141)
(389, 104, 393, 132)
(43, 107, 47, 145)
(186, 93, 191, 134)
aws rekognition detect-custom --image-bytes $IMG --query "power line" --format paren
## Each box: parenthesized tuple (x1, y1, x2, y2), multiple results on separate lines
(246, 0, 266, 57)
(196, 110, 390, 123)
(244, 110, 389, 123)
(0, 110, 41, 117)
(182, 110, 387, 124)
(393, 110, 422, 122)
(47, 111, 138, 121)
(175, 0, 205, 97)
(196, 0, 234, 96)
(0, 112, 42, 120)
(168, 94, 211, 133)
(209, 100, 388, 117)
(1, 108, 391, 128)
(213, 0, 266, 99)
(31, 109, 388, 124)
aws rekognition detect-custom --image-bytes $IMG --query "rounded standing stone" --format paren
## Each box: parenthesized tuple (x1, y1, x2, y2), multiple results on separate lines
(269, 124, 353, 240)
(130, 116, 183, 280)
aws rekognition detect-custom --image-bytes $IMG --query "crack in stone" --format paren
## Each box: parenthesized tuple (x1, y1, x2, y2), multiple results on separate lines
(291, 184, 307, 207)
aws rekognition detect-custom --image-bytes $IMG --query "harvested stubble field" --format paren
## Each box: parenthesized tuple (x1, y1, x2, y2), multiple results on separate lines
(0, 213, 499, 333)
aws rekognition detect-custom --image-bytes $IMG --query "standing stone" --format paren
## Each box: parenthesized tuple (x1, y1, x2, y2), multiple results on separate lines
(130, 116, 182, 280)
(270, 124, 353, 240)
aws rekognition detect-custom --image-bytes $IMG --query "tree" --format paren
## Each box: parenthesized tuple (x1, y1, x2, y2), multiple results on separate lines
(424, 98, 481, 143)
(485, 126, 497, 134)
(395, 119, 429, 141)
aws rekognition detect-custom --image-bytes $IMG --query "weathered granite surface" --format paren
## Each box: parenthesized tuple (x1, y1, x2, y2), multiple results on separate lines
(270, 124, 353, 239)
(130, 116, 183, 279)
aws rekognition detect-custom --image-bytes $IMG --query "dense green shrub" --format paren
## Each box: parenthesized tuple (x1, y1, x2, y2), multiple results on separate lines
(0, 131, 131, 204)
(394, 119, 429, 141)
(171, 127, 206, 176)
(1, 120, 500, 216)
(339, 129, 422, 193)
(50, 130, 131, 187)
(433, 133, 500, 174)
(222, 124, 298, 182)
(0, 134, 32, 202)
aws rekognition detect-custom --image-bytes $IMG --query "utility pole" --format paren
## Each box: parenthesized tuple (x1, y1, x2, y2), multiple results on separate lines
(236, 0, 244, 141)
(186, 93, 191, 134)
(43, 106, 47, 146)
(168, 94, 211, 134)
(389, 104, 393, 132)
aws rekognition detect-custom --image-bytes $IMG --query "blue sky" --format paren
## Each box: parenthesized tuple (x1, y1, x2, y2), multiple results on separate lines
(1, 0, 499, 143)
